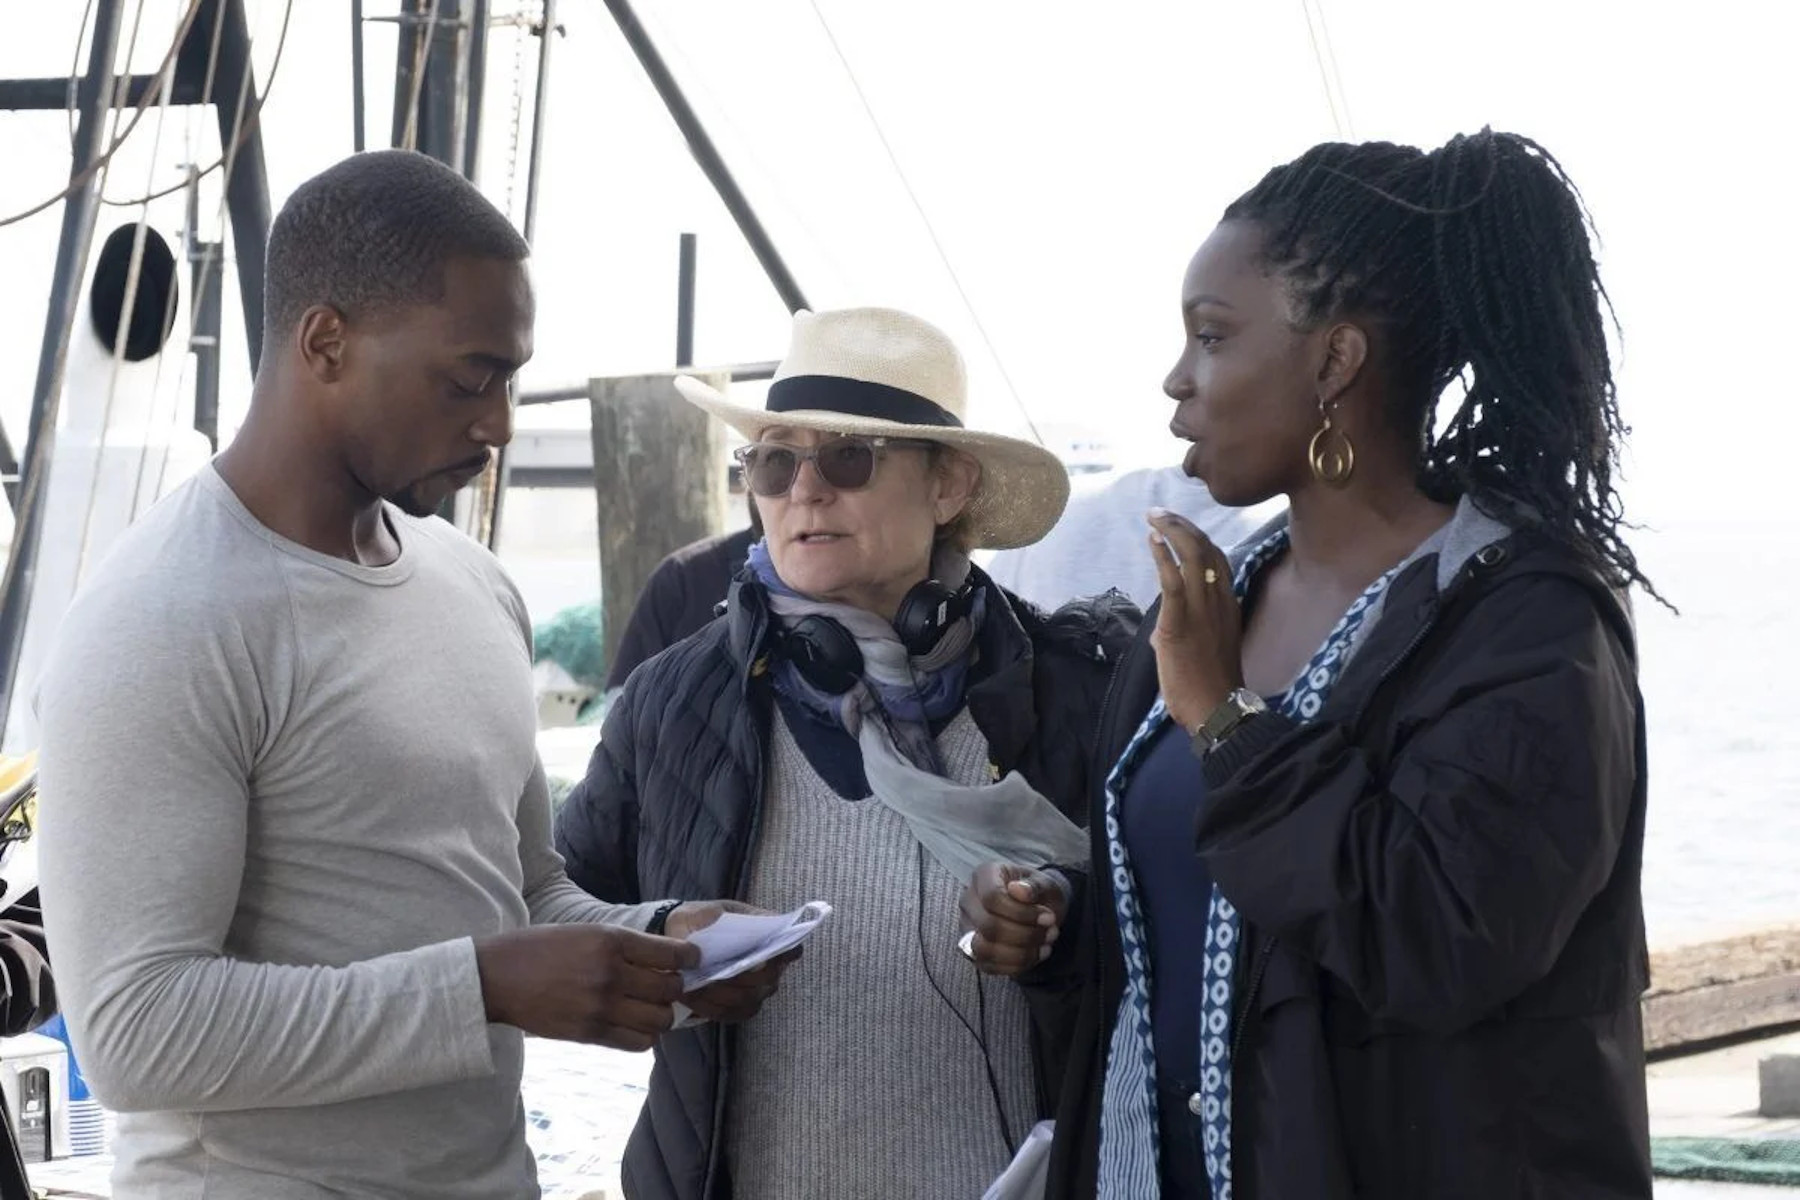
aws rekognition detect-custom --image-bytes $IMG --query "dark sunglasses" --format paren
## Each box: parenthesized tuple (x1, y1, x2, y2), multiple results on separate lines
(733, 435, 935, 498)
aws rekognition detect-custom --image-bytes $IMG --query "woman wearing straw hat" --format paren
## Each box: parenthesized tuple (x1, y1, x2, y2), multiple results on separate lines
(555, 306, 1138, 1200)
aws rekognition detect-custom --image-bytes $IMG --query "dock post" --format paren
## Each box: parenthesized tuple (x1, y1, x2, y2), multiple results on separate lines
(589, 373, 728, 670)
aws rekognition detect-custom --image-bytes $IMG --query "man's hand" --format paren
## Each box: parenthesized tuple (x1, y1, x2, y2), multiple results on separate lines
(961, 862, 1067, 976)
(474, 925, 696, 1051)
(664, 900, 802, 1024)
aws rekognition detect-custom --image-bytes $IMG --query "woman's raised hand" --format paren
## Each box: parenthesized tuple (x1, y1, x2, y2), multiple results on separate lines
(1148, 507, 1246, 734)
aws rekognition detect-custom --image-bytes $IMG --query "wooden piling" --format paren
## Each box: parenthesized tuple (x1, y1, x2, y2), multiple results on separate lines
(588, 371, 728, 671)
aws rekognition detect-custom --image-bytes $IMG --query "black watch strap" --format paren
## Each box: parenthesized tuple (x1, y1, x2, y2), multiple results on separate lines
(1189, 688, 1268, 755)
(647, 899, 684, 936)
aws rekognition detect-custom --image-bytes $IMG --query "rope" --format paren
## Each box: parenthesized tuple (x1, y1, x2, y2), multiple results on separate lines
(145, 0, 296, 508)
(399, 0, 445, 152)
(76, 0, 188, 575)
(59, 0, 295, 579)
(101, 0, 231, 208)
(64, 0, 100, 148)
(501, 2, 535, 223)
(97, 0, 291, 208)
(1300, 0, 1355, 140)
(805, 0, 1044, 446)
(109, 0, 155, 142)
(137, 172, 203, 510)
(0, 0, 207, 229)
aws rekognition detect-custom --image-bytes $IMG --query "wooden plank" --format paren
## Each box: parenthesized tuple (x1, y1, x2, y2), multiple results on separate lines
(1644, 927, 1800, 1053)
(1649, 928, 1800, 996)
(1645, 971, 1800, 1053)
(589, 372, 728, 671)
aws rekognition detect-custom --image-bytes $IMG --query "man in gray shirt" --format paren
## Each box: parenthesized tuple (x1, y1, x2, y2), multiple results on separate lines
(35, 151, 788, 1199)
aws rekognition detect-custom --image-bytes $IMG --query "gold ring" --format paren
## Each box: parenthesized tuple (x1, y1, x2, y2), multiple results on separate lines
(1203, 567, 1219, 585)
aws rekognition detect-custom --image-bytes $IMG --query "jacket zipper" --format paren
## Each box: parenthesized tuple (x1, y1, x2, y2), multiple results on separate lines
(700, 657, 772, 1200)
(1090, 647, 1129, 782)
(1227, 932, 1278, 1196)
(1230, 936, 1278, 1068)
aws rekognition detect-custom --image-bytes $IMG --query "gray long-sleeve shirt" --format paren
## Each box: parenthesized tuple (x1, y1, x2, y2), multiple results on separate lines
(35, 466, 657, 1199)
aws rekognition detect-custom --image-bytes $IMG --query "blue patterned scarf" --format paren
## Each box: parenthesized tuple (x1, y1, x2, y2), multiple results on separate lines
(747, 537, 982, 772)
(747, 539, 1089, 885)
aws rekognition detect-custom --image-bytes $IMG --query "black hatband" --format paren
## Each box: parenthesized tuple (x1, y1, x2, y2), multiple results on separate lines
(765, 375, 961, 429)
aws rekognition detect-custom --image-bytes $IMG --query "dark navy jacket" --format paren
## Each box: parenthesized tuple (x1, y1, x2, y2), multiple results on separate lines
(557, 568, 1138, 1200)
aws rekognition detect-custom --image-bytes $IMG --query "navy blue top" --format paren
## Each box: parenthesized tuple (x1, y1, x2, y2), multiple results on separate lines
(1120, 719, 1215, 1091)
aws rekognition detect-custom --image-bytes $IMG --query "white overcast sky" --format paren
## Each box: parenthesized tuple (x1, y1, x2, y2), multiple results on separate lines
(2, 1, 1794, 529)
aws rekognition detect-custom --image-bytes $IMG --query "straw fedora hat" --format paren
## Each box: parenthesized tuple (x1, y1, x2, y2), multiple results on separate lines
(673, 307, 1070, 550)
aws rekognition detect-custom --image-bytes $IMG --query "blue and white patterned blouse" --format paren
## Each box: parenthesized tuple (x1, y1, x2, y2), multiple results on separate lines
(1095, 527, 1403, 1198)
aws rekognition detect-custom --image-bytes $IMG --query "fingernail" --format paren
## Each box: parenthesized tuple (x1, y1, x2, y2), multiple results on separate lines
(1149, 530, 1167, 546)
(1148, 506, 1173, 521)
(1038, 944, 1052, 961)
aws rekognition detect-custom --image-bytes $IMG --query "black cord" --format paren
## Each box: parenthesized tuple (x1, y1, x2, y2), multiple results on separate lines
(915, 844, 1020, 1157)
(898, 654, 1019, 1155)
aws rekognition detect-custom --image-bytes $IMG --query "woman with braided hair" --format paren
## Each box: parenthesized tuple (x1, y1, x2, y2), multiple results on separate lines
(964, 129, 1653, 1198)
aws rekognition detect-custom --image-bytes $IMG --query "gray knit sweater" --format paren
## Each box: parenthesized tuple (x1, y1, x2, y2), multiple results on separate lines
(725, 709, 1038, 1199)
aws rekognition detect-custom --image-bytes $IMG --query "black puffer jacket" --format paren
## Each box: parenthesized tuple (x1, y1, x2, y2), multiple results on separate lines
(1041, 510, 1652, 1199)
(555, 567, 1138, 1200)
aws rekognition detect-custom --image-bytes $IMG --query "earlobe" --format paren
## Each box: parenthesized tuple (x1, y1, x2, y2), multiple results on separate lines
(297, 305, 350, 384)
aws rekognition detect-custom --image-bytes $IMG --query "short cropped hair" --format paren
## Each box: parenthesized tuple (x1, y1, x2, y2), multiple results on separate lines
(262, 150, 529, 345)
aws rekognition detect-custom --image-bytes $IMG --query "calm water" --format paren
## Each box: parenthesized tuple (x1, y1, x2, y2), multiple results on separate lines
(1629, 517, 1799, 944)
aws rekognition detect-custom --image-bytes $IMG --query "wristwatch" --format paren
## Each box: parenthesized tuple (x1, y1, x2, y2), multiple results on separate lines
(647, 899, 684, 936)
(1189, 688, 1268, 755)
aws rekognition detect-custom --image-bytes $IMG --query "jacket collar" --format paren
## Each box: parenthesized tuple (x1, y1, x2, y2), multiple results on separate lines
(964, 566, 1041, 773)
(724, 575, 774, 700)
(1228, 493, 1513, 595)
(1112, 492, 1627, 751)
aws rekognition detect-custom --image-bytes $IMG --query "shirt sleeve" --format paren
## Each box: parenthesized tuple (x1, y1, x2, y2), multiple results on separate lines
(35, 584, 503, 1115)
(516, 754, 666, 931)
(489, 552, 668, 929)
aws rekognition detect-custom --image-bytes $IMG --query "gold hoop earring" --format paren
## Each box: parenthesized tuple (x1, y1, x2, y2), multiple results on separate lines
(1308, 401, 1355, 487)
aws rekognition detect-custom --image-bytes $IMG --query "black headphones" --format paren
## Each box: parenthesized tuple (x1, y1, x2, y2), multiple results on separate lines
(777, 576, 977, 695)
